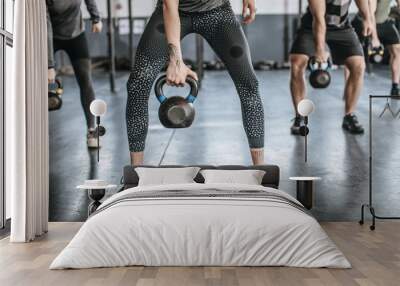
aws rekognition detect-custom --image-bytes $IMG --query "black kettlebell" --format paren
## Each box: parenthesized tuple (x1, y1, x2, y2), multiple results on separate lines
(48, 78, 63, 111)
(368, 45, 384, 64)
(154, 75, 199, 128)
(308, 57, 331, 89)
(363, 36, 385, 64)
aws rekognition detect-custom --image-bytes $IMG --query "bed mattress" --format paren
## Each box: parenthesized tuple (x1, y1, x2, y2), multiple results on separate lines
(50, 183, 351, 269)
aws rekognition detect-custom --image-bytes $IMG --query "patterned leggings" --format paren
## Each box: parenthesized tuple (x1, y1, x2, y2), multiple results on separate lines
(126, 3, 264, 152)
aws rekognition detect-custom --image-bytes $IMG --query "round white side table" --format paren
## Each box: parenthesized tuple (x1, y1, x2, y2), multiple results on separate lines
(289, 177, 321, 210)
(77, 181, 117, 216)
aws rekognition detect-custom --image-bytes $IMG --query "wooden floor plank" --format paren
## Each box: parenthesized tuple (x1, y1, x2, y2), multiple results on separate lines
(0, 222, 399, 286)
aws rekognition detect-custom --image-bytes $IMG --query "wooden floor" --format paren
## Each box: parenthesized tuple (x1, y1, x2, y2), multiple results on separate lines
(0, 222, 399, 286)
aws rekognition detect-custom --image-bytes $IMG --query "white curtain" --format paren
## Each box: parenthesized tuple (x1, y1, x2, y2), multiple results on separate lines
(7, 0, 49, 242)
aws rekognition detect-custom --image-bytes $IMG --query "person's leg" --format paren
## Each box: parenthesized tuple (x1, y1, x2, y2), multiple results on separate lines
(193, 4, 264, 165)
(288, 29, 314, 135)
(71, 58, 95, 129)
(60, 33, 98, 146)
(127, 8, 192, 165)
(343, 55, 365, 115)
(341, 55, 365, 134)
(289, 54, 309, 135)
(376, 20, 400, 95)
(388, 45, 400, 83)
(290, 54, 309, 114)
(388, 44, 400, 95)
(327, 28, 365, 134)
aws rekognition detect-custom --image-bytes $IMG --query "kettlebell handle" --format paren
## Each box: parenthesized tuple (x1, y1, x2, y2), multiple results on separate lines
(308, 56, 331, 71)
(363, 35, 384, 53)
(154, 75, 199, 104)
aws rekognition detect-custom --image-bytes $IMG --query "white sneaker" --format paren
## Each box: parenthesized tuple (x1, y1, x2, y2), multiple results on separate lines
(87, 130, 101, 149)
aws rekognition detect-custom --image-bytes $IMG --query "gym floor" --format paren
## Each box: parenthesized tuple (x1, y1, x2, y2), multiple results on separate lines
(49, 67, 400, 222)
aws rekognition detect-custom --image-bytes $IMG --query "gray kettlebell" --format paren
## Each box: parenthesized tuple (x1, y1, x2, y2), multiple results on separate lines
(154, 75, 199, 128)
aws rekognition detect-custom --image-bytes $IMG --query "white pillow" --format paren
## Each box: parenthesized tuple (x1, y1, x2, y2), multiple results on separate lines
(136, 167, 201, 186)
(200, 169, 266, 185)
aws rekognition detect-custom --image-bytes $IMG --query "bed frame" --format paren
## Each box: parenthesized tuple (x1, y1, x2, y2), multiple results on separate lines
(122, 165, 280, 190)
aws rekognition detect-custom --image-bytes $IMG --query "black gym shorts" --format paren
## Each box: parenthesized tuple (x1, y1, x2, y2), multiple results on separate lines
(377, 20, 400, 45)
(353, 17, 400, 46)
(53, 32, 90, 62)
(290, 28, 364, 65)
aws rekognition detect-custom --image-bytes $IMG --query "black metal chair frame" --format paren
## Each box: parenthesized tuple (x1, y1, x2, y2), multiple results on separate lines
(360, 95, 400, 230)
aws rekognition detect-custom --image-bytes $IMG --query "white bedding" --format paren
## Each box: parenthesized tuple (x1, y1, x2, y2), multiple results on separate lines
(50, 183, 351, 269)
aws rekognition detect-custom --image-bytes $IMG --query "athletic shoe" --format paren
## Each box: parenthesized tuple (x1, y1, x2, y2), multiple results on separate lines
(290, 116, 303, 135)
(391, 87, 400, 97)
(87, 129, 101, 149)
(342, 113, 364, 134)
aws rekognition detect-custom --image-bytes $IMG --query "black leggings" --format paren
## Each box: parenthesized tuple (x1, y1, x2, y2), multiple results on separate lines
(126, 3, 264, 152)
(53, 32, 95, 129)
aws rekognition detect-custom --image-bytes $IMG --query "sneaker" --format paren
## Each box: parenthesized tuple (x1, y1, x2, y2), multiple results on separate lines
(342, 113, 364, 134)
(391, 87, 400, 97)
(290, 115, 303, 135)
(87, 129, 101, 149)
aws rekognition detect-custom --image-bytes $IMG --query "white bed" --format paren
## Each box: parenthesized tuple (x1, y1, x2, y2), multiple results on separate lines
(50, 183, 351, 269)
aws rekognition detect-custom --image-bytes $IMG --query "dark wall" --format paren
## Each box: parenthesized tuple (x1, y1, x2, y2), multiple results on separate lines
(80, 14, 299, 65)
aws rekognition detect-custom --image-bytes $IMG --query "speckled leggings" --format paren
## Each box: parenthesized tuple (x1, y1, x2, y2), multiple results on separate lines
(126, 3, 264, 152)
